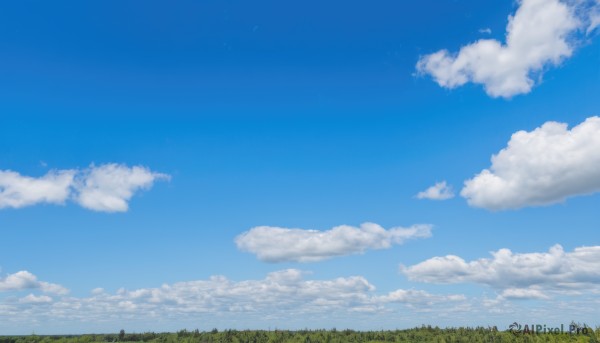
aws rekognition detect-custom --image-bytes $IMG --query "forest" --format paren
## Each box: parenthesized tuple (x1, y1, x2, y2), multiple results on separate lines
(1, 326, 600, 343)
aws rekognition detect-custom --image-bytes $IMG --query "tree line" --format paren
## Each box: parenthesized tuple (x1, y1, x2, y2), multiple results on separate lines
(1, 326, 599, 343)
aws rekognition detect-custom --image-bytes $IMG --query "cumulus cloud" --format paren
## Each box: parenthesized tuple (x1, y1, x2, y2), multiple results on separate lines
(461, 116, 600, 210)
(5, 268, 600, 331)
(0, 271, 68, 295)
(0, 271, 39, 292)
(0, 269, 464, 327)
(112, 269, 380, 313)
(0, 164, 168, 212)
(376, 289, 466, 307)
(416, 181, 454, 200)
(235, 222, 432, 263)
(500, 288, 549, 300)
(19, 294, 53, 304)
(39, 281, 70, 296)
(417, 0, 599, 98)
(0, 170, 75, 209)
(74, 164, 170, 212)
(402, 244, 600, 299)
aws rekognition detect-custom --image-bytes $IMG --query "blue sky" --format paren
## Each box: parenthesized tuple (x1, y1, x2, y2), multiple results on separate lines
(1, 0, 600, 334)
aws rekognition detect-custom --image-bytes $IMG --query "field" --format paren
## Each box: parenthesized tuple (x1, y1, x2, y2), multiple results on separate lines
(2, 327, 600, 343)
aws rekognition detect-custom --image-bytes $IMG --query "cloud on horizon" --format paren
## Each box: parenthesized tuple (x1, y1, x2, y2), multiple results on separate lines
(0, 268, 464, 329)
(235, 222, 432, 263)
(402, 244, 600, 300)
(0, 164, 169, 213)
(3, 266, 600, 332)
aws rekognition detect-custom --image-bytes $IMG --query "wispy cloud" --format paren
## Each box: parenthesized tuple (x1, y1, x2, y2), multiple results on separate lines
(0, 164, 169, 212)
(235, 222, 432, 263)
(417, 0, 599, 98)
(461, 116, 600, 210)
(416, 181, 454, 201)
(590, 3, 600, 33)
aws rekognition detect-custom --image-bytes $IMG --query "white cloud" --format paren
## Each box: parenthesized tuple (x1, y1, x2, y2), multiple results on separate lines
(40, 281, 70, 296)
(591, 16, 600, 32)
(500, 288, 549, 300)
(0, 271, 69, 295)
(19, 294, 53, 304)
(376, 289, 466, 307)
(402, 244, 600, 298)
(0, 164, 168, 212)
(4, 268, 600, 332)
(115, 269, 380, 313)
(74, 164, 170, 213)
(235, 222, 432, 263)
(461, 116, 600, 210)
(0, 170, 75, 209)
(0, 269, 464, 327)
(590, 2, 600, 33)
(0, 271, 39, 291)
(91, 288, 104, 295)
(416, 0, 598, 98)
(416, 181, 455, 200)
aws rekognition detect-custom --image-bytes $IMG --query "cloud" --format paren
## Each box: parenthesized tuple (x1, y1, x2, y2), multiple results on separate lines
(113, 269, 381, 313)
(416, 0, 598, 98)
(500, 288, 549, 300)
(0, 271, 69, 295)
(592, 16, 600, 33)
(74, 164, 170, 212)
(416, 181, 455, 200)
(461, 116, 600, 210)
(0, 271, 39, 291)
(402, 244, 600, 299)
(376, 289, 466, 307)
(590, 2, 600, 33)
(235, 222, 432, 263)
(39, 281, 70, 296)
(4, 268, 600, 331)
(19, 294, 53, 304)
(0, 164, 168, 212)
(0, 170, 75, 209)
(0, 269, 464, 328)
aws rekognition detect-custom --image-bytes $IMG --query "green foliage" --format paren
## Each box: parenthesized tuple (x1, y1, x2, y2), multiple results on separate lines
(1, 326, 599, 343)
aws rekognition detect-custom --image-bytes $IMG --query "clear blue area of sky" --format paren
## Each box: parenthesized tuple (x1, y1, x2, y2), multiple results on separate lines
(0, 0, 599, 333)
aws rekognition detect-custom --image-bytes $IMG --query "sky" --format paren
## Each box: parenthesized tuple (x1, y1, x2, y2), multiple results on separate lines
(1, 0, 600, 335)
